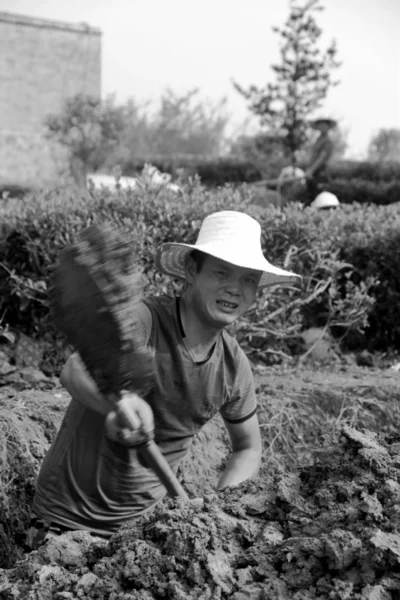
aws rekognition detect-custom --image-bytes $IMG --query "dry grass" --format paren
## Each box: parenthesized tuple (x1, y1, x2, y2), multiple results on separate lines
(257, 384, 400, 472)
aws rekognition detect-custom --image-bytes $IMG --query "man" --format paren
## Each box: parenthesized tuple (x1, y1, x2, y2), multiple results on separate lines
(27, 210, 301, 549)
(305, 117, 337, 203)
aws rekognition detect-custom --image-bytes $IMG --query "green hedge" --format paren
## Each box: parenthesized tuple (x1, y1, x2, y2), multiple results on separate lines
(120, 157, 400, 205)
(123, 156, 263, 186)
(123, 156, 400, 185)
(4, 156, 400, 206)
(0, 183, 399, 373)
(325, 178, 400, 205)
(327, 160, 400, 182)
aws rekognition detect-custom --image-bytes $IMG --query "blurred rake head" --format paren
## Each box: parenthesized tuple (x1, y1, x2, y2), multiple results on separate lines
(50, 224, 153, 397)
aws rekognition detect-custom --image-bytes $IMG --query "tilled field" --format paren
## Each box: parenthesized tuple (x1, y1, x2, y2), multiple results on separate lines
(1, 364, 400, 599)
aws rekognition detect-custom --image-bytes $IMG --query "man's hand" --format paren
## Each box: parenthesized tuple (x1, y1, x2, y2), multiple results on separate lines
(105, 391, 154, 446)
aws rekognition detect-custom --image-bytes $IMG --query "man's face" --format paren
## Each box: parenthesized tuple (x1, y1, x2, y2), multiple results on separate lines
(314, 122, 332, 134)
(185, 255, 262, 328)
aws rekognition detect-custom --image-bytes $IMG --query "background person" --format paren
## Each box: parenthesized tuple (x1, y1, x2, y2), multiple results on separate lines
(305, 117, 337, 203)
(310, 191, 340, 210)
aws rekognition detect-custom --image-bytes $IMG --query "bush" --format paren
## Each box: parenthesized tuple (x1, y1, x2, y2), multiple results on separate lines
(118, 157, 400, 205)
(288, 202, 400, 350)
(121, 156, 400, 185)
(327, 160, 400, 182)
(335, 203, 400, 349)
(122, 156, 263, 186)
(325, 178, 400, 205)
(0, 183, 397, 373)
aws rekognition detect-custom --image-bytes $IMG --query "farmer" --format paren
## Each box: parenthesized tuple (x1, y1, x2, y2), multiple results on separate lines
(305, 117, 337, 203)
(26, 210, 301, 549)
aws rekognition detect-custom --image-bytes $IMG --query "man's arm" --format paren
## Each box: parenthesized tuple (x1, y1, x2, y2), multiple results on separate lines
(60, 352, 110, 415)
(217, 413, 262, 489)
(61, 352, 154, 444)
(60, 302, 153, 417)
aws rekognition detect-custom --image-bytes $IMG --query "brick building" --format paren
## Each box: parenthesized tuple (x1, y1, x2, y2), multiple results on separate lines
(0, 11, 102, 188)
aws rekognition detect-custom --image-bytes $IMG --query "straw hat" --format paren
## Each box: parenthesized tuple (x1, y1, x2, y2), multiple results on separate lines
(311, 191, 340, 209)
(309, 117, 337, 130)
(156, 211, 302, 288)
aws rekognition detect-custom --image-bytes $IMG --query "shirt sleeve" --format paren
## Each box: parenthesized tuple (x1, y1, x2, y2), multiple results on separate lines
(219, 350, 257, 424)
(321, 137, 334, 159)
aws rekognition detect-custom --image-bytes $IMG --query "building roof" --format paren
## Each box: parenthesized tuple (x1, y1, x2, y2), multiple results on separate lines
(0, 11, 102, 36)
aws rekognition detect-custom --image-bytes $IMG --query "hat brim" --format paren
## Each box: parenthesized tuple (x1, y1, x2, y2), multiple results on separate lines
(156, 243, 302, 288)
(310, 119, 337, 129)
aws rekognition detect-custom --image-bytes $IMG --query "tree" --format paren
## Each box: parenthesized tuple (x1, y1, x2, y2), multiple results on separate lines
(230, 133, 289, 178)
(367, 128, 400, 163)
(145, 88, 229, 157)
(233, 0, 341, 162)
(45, 90, 230, 182)
(45, 95, 127, 184)
(100, 98, 155, 170)
(103, 89, 230, 172)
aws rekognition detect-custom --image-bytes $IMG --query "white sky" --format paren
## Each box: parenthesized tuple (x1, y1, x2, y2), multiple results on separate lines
(2, 0, 400, 158)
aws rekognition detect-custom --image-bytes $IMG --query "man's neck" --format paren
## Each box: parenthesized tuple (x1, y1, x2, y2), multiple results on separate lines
(179, 295, 221, 355)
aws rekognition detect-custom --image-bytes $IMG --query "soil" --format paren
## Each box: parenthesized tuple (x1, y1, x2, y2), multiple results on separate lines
(1, 362, 400, 599)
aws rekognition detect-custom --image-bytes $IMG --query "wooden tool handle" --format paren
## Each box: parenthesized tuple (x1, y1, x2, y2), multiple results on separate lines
(114, 397, 189, 500)
(136, 441, 189, 500)
(254, 174, 307, 187)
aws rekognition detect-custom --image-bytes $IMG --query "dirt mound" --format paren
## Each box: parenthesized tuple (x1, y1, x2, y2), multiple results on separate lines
(0, 389, 64, 568)
(0, 386, 229, 570)
(1, 364, 400, 597)
(2, 425, 400, 599)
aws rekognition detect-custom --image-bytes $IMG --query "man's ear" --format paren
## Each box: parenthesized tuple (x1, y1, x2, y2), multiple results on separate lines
(184, 254, 197, 284)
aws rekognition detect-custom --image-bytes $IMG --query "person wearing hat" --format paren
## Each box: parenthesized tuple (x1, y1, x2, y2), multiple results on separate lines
(310, 191, 340, 210)
(27, 211, 301, 549)
(305, 117, 337, 203)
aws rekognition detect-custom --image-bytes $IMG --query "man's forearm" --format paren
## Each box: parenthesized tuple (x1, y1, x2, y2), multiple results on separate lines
(217, 448, 261, 490)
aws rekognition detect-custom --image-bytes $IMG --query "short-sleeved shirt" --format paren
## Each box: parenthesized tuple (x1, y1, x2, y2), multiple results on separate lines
(33, 296, 257, 536)
(309, 133, 334, 176)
